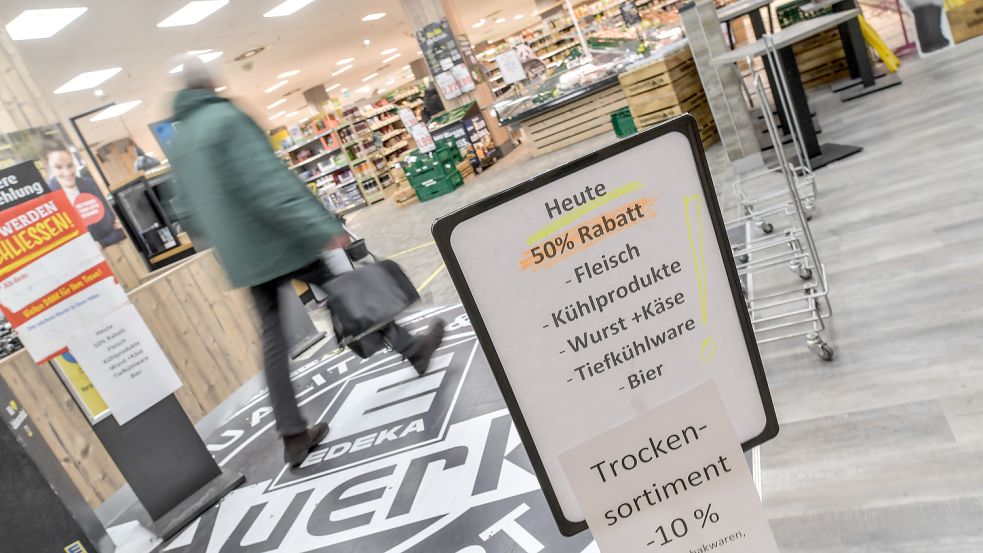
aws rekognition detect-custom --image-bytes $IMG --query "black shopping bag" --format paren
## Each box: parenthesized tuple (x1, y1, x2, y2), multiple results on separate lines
(323, 259, 420, 358)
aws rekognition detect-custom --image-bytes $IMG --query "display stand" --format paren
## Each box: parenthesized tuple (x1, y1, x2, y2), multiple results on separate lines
(91, 395, 245, 539)
(0, 378, 113, 552)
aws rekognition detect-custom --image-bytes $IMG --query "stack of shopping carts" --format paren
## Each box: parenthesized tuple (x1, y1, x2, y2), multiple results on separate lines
(722, 37, 834, 361)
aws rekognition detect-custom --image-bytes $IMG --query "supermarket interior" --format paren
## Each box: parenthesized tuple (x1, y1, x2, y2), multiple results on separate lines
(0, 0, 982, 551)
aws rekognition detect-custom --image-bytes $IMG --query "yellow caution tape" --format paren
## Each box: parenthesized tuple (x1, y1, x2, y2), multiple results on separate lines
(860, 15, 901, 72)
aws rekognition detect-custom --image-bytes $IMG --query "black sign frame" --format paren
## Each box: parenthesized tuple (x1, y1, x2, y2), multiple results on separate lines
(432, 115, 779, 536)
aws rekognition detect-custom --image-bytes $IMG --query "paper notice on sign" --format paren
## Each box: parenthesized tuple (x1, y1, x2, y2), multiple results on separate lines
(496, 49, 528, 84)
(435, 71, 462, 99)
(13, 268, 126, 361)
(559, 381, 779, 553)
(450, 64, 476, 92)
(411, 124, 437, 153)
(66, 303, 182, 425)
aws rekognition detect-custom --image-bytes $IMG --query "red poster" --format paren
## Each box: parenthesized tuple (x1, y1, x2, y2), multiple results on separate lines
(0, 189, 87, 281)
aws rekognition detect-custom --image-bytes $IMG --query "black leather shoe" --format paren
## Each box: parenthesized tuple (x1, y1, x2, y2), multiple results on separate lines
(283, 422, 329, 467)
(410, 320, 446, 375)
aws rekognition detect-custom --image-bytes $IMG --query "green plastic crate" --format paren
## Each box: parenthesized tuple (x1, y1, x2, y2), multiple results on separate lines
(611, 107, 637, 138)
(415, 173, 462, 202)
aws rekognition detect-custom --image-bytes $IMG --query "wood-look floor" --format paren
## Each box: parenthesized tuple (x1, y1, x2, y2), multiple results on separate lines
(345, 37, 983, 551)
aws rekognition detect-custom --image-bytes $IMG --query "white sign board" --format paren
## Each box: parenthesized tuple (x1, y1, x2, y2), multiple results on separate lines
(559, 381, 780, 552)
(433, 116, 777, 535)
(66, 303, 183, 425)
(495, 49, 528, 84)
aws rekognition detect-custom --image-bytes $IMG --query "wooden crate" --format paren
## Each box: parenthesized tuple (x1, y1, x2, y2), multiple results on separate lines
(522, 84, 628, 156)
(618, 47, 694, 96)
(634, 90, 710, 129)
(619, 44, 718, 146)
(457, 158, 475, 180)
(626, 68, 703, 120)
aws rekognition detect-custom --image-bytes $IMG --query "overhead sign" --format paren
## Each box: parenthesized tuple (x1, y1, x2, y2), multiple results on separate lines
(559, 380, 779, 552)
(433, 116, 778, 535)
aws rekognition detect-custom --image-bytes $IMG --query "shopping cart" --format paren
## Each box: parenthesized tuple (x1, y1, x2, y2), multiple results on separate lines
(722, 36, 835, 361)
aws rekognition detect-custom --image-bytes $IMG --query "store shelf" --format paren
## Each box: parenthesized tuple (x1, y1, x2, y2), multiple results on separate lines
(380, 128, 408, 142)
(370, 116, 400, 131)
(304, 163, 350, 183)
(320, 179, 358, 192)
(283, 128, 336, 154)
(539, 42, 578, 61)
(363, 104, 398, 118)
(335, 200, 367, 215)
(382, 141, 410, 156)
(288, 146, 341, 169)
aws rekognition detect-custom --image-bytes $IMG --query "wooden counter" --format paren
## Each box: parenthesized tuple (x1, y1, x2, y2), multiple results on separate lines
(519, 81, 629, 157)
(0, 250, 262, 509)
(619, 45, 719, 147)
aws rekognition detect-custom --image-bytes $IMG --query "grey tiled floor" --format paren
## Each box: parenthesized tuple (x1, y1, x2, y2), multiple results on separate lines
(342, 37, 983, 552)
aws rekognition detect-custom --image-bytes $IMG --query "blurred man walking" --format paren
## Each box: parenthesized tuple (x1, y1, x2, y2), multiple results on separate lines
(168, 56, 445, 467)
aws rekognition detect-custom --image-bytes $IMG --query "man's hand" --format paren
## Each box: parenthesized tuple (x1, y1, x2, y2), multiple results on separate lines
(325, 232, 352, 251)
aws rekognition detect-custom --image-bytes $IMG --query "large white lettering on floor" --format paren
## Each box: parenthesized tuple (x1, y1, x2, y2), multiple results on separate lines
(164, 410, 539, 552)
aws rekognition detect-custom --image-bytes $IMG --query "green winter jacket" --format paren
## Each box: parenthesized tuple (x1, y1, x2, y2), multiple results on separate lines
(170, 88, 343, 288)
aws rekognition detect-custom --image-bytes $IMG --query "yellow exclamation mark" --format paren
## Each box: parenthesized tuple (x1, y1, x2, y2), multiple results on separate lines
(684, 194, 717, 363)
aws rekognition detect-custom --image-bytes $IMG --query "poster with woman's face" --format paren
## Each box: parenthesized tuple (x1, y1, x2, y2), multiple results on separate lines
(45, 148, 126, 249)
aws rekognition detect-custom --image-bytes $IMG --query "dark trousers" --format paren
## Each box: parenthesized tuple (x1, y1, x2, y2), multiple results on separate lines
(250, 260, 416, 436)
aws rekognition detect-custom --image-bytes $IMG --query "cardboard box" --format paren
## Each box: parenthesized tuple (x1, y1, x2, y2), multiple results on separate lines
(948, 0, 983, 43)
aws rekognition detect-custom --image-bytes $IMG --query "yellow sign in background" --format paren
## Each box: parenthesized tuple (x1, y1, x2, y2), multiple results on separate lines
(51, 353, 109, 420)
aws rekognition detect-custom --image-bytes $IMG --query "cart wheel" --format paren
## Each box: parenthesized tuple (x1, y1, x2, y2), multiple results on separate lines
(818, 344, 834, 361)
(797, 267, 813, 280)
(738, 254, 750, 264)
(806, 333, 834, 361)
(758, 221, 774, 234)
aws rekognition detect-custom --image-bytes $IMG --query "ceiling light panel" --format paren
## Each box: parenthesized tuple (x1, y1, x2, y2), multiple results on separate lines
(54, 68, 122, 94)
(196, 51, 222, 63)
(381, 48, 397, 55)
(265, 80, 289, 93)
(326, 83, 340, 92)
(332, 65, 352, 76)
(382, 53, 400, 63)
(90, 100, 142, 122)
(157, 0, 229, 28)
(336, 58, 354, 65)
(5, 8, 88, 40)
(277, 69, 300, 78)
(264, 0, 316, 17)
(267, 98, 287, 109)
(269, 111, 286, 120)
(361, 13, 386, 21)
(361, 73, 378, 82)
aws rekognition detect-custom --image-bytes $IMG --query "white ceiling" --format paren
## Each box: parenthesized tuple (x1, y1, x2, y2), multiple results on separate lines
(0, 0, 545, 153)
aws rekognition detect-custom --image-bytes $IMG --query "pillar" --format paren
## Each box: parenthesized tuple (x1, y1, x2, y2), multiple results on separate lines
(399, 0, 512, 150)
(679, 0, 762, 165)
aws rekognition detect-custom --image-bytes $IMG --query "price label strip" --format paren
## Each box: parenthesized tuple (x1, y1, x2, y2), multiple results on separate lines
(433, 115, 778, 536)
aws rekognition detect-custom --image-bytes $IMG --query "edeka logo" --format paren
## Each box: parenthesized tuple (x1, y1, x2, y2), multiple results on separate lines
(152, 306, 597, 552)
(277, 348, 464, 486)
